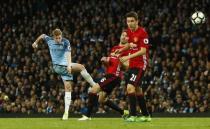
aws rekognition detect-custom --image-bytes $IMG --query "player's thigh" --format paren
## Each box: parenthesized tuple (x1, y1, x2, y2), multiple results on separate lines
(71, 63, 85, 73)
(60, 70, 74, 92)
(99, 75, 120, 94)
(127, 84, 135, 94)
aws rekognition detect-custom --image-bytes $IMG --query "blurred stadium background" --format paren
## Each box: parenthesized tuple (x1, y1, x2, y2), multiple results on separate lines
(0, 0, 209, 120)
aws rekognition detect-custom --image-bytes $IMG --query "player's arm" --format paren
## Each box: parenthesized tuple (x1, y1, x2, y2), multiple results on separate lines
(129, 47, 146, 58)
(120, 60, 129, 71)
(115, 43, 136, 54)
(120, 47, 146, 63)
(115, 43, 130, 54)
(32, 34, 46, 48)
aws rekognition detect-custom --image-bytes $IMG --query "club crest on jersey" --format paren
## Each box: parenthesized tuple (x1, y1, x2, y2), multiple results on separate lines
(67, 45, 71, 50)
(143, 38, 149, 44)
(134, 37, 138, 42)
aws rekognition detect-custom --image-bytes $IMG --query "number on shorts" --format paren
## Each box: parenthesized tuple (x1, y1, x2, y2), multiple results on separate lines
(130, 74, 137, 81)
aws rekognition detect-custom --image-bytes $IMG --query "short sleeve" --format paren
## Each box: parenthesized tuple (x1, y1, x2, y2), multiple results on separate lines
(139, 29, 149, 49)
(43, 34, 51, 42)
(65, 40, 71, 52)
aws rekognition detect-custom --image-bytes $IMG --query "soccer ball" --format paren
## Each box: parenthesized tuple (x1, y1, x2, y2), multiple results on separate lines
(191, 11, 205, 24)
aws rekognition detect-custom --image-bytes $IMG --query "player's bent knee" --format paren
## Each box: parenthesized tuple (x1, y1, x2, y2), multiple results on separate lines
(64, 81, 72, 92)
(79, 64, 85, 70)
(65, 85, 72, 92)
(90, 85, 101, 94)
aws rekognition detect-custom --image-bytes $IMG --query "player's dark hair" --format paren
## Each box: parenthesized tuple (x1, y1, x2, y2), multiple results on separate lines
(126, 11, 138, 20)
(122, 29, 127, 33)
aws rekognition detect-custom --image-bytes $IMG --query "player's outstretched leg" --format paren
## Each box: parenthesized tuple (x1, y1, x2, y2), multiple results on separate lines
(78, 84, 101, 121)
(98, 92, 129, 119)
(71, 63, 97, 87)
(104, 100, 129, 119)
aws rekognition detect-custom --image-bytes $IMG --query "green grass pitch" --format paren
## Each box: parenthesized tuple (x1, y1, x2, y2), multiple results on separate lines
(0, 118, 210, 129)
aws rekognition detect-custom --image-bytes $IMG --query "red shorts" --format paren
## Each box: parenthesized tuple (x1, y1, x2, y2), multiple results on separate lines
(99, 74, 121, 94)
(125, 68, 145, 86)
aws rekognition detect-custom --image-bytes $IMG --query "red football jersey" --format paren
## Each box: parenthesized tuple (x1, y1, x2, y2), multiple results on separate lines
(126, 27, 149, 70)
(106, 45, 129, 76)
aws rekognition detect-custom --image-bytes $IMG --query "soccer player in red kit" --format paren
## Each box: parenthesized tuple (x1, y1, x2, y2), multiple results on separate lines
(78, 31, 130, 121)
(117, 11, 151, 122)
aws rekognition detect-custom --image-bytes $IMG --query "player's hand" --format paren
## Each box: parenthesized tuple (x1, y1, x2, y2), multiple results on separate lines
(67, 65, 72, 74)
(114, 49, 121, 54)
(110, 52, 120, 57)
(129, 42, 137, 48)
(32, 42, 38, 49)
(120, 56, 129, 63)
(121, 61, 129, 71)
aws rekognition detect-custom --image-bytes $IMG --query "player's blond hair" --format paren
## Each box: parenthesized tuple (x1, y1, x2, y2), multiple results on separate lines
(52, 28, 62, 36)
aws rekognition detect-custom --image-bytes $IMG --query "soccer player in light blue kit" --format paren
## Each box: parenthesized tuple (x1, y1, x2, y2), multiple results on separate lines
(32, 29, 97, 120)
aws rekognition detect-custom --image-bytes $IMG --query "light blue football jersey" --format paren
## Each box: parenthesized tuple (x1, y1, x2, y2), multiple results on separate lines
(43, 35, 71, 66)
